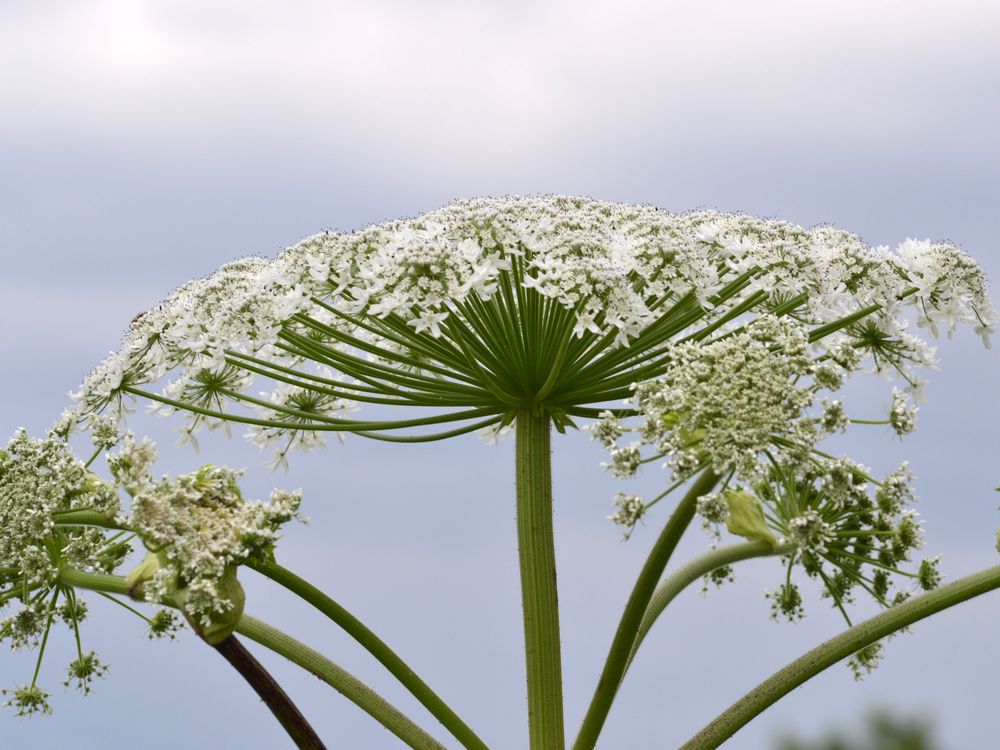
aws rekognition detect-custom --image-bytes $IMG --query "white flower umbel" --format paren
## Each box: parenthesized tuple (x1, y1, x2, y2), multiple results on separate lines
(65, 197, 994, 470)
(625, 315, 820, 482)
(747, 459, 934, 632)
(888, 387, 918, 436)
(608, 492, 645, 538)
(0, 431, 122, 588)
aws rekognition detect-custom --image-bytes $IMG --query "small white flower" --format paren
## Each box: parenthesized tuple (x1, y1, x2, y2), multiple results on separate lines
(608, 492, 645, 537)
(407, 309, 450, 338)
(888, 387, 918, 436)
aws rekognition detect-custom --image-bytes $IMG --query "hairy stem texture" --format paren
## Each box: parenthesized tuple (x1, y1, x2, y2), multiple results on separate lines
(249, 560, 488, 750)
(681, 563, 1000, 749)
(516, 410, 565, 750)
(573, 469, 720, 750)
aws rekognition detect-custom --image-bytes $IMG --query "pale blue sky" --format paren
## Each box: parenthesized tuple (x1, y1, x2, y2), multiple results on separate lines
(2, 2, 999, 748)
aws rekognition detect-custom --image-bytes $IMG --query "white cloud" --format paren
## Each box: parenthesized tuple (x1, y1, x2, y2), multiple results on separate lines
(3, 0, 998, 165)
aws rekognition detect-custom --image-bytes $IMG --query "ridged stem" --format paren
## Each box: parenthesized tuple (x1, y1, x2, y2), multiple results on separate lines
(237, 615, 447, 750)
(516, 410, 565, 750)
(629, 541, 795, 665)
(55, 567, 445, 750)
(573, 469, 720, 750)
(681, 563, 1000, 749)
(249, 560, 488, 750)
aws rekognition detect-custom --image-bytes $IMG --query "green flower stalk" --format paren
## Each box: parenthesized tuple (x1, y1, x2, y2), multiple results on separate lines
(38, 196, 998, 746)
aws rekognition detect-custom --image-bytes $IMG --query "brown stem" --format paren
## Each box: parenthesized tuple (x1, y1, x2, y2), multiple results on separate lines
(212, 635, 328, 750)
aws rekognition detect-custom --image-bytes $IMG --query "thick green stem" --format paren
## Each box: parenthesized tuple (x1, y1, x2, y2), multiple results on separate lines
(628, 541, 794, 668)
(250, 560, 488, 750)
(573, 469, 720, 750)
(55, 568, 446, 750)
(681, 563, 1000, 750)
(516, 410, 565, 750)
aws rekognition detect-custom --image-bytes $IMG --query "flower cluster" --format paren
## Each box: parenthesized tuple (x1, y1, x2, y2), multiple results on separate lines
(599, 347, 941, 678)
(65, 197, 994, 467)
(685, 459, 933, 677)
(721, 460, 936, 630)
(603, 316, 825, 482)
(888, 388, 918, 437)
(0, 430, 124, 716)
(243, 371, 356, 472)
(0, 426, 298, 714)
(112, 436, 303, 641)
(608, 492, 645, 537)
(0, 431, 122, 586)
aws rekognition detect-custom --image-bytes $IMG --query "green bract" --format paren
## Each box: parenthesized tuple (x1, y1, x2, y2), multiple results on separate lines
(724, 489, 776, 548)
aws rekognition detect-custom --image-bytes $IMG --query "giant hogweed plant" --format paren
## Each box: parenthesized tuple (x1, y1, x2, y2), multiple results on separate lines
(2, 197, 998, 748)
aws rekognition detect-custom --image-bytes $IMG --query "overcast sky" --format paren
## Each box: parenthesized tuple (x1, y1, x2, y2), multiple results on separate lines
(2, 2, 999, 748)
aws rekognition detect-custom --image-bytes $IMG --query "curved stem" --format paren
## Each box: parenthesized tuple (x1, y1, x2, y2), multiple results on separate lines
(57, 569, 326, 748)
(516, 410, 565, 750)
(212, 634, 328, 750)
(249, 560, 489, 750)
(55, 568, 446, 750)
(217, 385, 500, 429)
(629, 542, 794, 666)
(237, 615, 447, 750)
(680, 563, 1000, 750)
(126, 385, 496, 435)
(573, 469, 720, 750)
(354, 415, 502, 443)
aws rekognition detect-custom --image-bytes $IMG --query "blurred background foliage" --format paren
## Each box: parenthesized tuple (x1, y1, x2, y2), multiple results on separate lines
(776, 710, 945, 750)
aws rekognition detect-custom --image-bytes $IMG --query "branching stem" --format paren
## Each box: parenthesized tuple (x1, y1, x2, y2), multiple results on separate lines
(54, 567, 445, 750)
(629, 541, 795, 667)
(573, 469, 720, 750)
